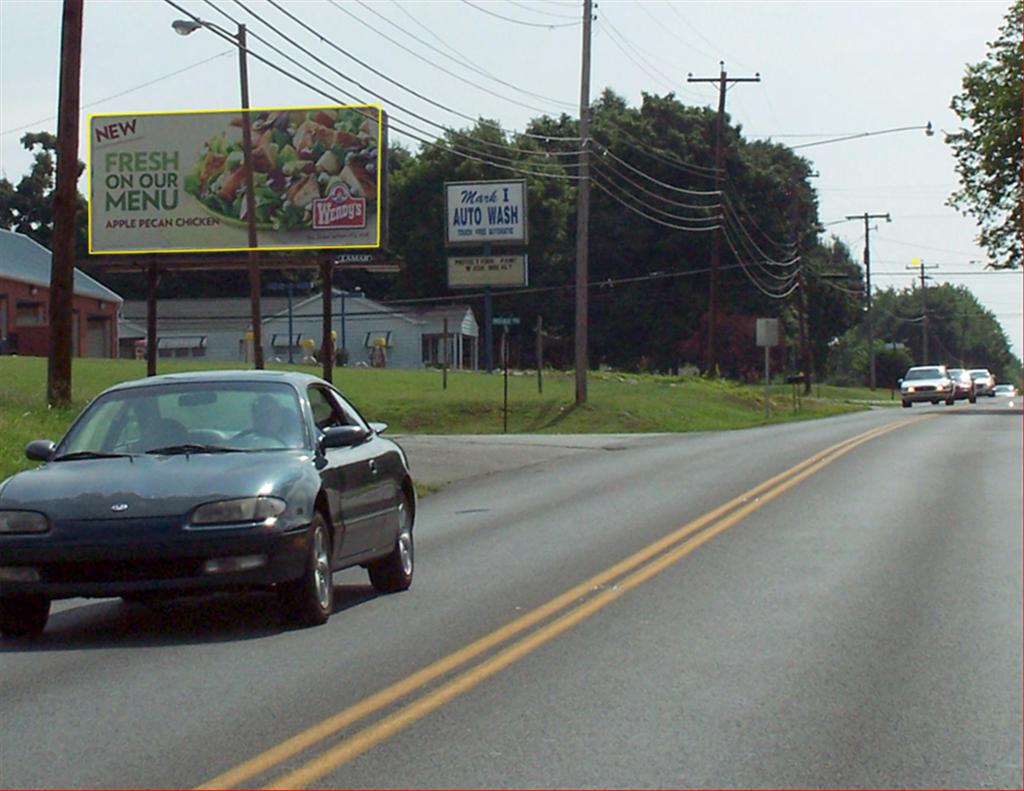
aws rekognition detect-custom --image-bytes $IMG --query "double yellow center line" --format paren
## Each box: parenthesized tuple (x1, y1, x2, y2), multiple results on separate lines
(200, 416, 930, 790)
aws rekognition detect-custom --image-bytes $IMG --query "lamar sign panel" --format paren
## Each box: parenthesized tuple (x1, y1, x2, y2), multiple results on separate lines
(444, 179, 527, 246)
(88, 105, 384, 254)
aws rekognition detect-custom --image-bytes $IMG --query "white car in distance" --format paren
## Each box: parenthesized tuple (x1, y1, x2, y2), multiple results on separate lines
(899, 365, 955, 408)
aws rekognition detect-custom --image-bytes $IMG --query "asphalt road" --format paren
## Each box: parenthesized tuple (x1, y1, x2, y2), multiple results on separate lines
(1, 398, 1021, 789)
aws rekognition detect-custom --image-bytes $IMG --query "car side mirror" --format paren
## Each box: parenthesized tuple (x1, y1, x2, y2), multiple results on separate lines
(25, 440, 56, 462)
(896, 379, 903, 387)
(320, 425, 370, 451)
(369, 421, 389, 435)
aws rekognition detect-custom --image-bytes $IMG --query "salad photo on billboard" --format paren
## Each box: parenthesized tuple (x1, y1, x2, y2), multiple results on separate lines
(184, 106, 377, 233)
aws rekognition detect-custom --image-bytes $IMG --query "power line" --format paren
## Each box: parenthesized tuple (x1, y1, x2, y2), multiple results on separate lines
(356, 0, 577, 114)
(504, 0, 581, 21)
(327, 0, 577, 119)
(460, 0, 581, 28)
(0, 50, 234, 137)
(590, 140, 721, 197)
(202, 1, 580, 168)
(590, 175, 721, 232)
(166, 0, 585, 180)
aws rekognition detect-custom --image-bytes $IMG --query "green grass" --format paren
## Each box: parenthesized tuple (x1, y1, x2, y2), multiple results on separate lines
(0, 356, 883, 483)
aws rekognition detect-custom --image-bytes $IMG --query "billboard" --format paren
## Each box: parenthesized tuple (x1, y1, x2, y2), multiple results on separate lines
(447, 254, 528, 289)
(444, 179, 527, 246)
(88, 105, 384, 254)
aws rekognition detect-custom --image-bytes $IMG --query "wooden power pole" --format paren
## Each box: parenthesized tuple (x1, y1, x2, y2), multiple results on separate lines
(47, 0, 84, 407)
(688, 62, 759, 375)
(574, 0, 593, 405)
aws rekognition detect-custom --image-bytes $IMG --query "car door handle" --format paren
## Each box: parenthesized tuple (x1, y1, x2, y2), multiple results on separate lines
(368, 459, 380, 476)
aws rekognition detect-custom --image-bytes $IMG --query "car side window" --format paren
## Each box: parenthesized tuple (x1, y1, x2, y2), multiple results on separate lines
(326, 388, 370, 431)
(307, 386, 350, 431)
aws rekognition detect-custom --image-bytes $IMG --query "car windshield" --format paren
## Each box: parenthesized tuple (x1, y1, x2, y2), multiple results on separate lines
(970, 371, 990, 379)
(905, 368, 943, 380)
(57, 381, 307, 456)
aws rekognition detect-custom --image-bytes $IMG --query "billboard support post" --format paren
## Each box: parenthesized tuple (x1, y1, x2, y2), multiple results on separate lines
(320, 256, 334, 384)
(146, 259, 159, 377)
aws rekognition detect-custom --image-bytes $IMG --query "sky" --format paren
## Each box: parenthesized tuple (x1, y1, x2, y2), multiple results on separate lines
(1, 0, 1020, 361)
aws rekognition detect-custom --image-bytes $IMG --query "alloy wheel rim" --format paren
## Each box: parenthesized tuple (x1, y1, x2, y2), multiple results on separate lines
(397, 503, 413, 577)
(313, 526, 331, 609)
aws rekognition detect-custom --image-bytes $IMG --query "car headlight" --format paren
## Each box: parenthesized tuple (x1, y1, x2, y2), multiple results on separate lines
(190, 496, 286, 528)
(0, 510, 50, 534)
(904, 386, 915, 393)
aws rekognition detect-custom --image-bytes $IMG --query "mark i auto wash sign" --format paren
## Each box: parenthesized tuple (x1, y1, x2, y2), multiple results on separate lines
(88, 104, 384, 254)
(444, 179, 527, 246)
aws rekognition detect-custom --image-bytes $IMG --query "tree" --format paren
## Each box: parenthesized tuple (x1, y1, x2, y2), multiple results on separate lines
(947, 0, 1022, 269)
(0, 132, 89, 258)
(829, 282, 1021, 385)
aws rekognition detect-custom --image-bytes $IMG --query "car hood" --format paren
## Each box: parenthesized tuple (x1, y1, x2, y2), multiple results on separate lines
(0, 451, 315, 521)
(902, 378, 949, 388)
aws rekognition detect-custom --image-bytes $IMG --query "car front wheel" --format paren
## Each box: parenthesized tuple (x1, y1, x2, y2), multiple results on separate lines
(279, 513, 333, 627)
(368, 493, 414, 594)
(0, 595, 51, 638)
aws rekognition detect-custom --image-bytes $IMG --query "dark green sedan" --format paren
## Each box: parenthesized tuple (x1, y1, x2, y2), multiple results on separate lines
(0, 370, 415, 637)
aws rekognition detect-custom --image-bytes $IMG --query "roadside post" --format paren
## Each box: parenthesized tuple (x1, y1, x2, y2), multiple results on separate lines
(536, 315, 544, 394)
(786, 373, 805, 412)
(494, 316, 520, 432)
(756, 318, 779, 418)
(267, 281, 312, 364)
(443, 317, 449, 390)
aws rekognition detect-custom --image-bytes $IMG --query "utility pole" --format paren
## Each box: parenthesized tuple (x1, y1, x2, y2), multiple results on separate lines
(688, 62, 759, 375)
(790, 173, 816, 394)
(846, 211, 890, 390)
(237, 23, 264, 369)
(47, 0, 84, 407)
(908, 258, 938, 363)
(574, 0, 593, 405)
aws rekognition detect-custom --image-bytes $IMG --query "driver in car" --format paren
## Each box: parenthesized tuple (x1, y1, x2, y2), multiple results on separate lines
(248, 395, 300, 445)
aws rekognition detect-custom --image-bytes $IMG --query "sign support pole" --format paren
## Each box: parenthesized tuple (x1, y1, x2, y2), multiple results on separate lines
(484, 288, 494, 373)
(536, 315, 543, 394)
(443, 317, 449, 390)
(503, 327, 509, 433)
(320, 256, 334, 383)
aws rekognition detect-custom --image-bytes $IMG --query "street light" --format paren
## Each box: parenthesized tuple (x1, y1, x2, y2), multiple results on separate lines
(792, 122, 933, 150)
(172, 16, 264, 369)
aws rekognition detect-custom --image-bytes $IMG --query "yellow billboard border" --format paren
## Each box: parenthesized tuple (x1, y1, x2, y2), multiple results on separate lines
(87, 103, 383, 255)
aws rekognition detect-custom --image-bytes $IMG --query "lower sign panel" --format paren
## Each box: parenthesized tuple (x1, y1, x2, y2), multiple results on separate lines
(447, 254, 528, 289)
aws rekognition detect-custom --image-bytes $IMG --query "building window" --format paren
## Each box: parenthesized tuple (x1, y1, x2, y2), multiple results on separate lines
(271, 333, 303, 359)
(15, 301, 45, 327)
(363, 331, 392, 348)
(156, 336, 207, 358)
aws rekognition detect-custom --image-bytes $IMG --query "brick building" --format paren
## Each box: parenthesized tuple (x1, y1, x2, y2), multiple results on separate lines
(0, 229, 122, 357)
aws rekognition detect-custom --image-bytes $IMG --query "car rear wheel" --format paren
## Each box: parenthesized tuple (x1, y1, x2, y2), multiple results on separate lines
(368, 493, 413, 594)
(0, 595, 51, 638)
(946, 397, 955, 405)
(279, 513, 333, 627)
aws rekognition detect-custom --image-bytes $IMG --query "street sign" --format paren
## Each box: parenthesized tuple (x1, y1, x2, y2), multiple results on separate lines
(493, 316, 520, 327)
(756, 318, 779, 347)
(334, 252, 401, 273)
